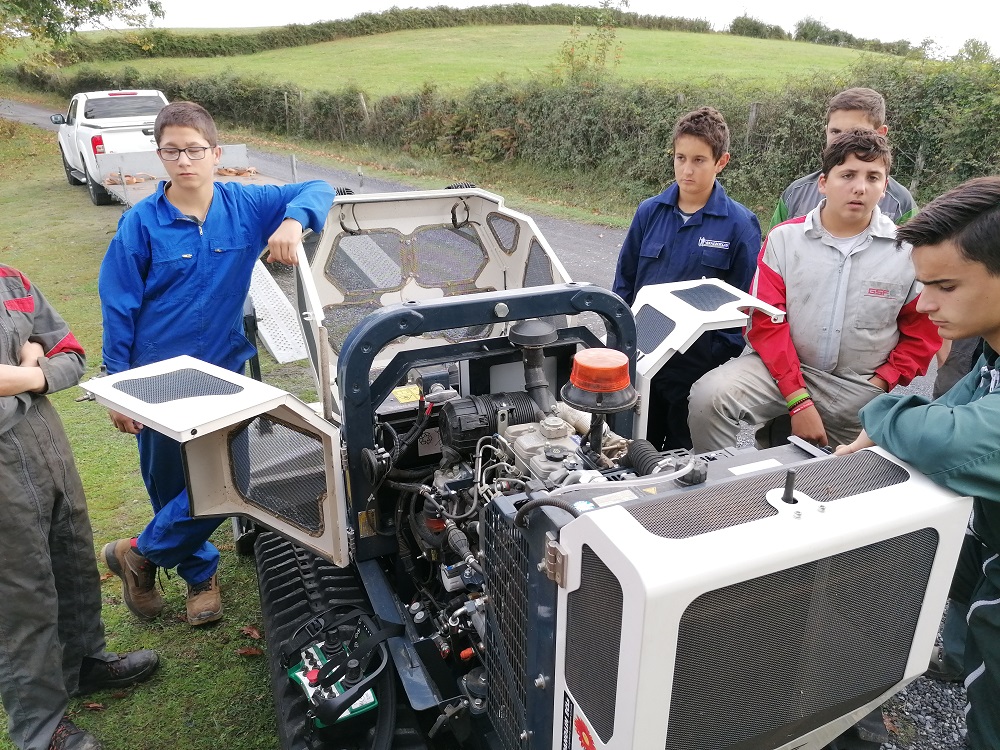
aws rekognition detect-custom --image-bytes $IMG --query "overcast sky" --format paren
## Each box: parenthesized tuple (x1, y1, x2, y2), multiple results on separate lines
(137, 0, 998, 57)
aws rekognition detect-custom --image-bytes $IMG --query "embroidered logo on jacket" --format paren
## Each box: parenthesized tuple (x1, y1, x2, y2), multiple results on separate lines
(698, 238, 730, 249)
(865, 287, 896, 299)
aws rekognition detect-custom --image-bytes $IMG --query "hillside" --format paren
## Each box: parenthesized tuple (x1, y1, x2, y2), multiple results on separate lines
(64, 25, 883, 96)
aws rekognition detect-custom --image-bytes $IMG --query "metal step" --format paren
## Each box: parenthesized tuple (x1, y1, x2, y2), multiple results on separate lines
(249, 260, 308, 364)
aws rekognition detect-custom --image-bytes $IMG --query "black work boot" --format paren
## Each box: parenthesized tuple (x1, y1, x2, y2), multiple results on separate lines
(48, 717, 102, 750)
(102, 538, 164, 619)
(77, 649, 160, 695)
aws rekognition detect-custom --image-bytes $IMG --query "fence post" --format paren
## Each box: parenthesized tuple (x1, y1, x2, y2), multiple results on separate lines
(358, 92, 371, 126)
(909, 141, 925, 196)
(283, 92, 290, 136)
(746, 102, 760, 152)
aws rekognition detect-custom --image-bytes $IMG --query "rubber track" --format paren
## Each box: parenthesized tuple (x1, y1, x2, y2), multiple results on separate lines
(254, 531, 428, 750)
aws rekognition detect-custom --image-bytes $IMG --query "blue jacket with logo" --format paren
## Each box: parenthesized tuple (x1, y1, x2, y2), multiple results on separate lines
(99, 180, 335, 375)
(612, 180, 761, 382)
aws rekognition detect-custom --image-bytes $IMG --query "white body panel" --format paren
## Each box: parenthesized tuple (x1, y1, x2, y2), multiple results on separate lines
(550, 449, 970, 750)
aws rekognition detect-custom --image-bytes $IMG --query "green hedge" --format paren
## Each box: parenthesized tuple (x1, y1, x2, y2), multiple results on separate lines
(56, 5, 712, 63)
(15, 57, 1000, 213)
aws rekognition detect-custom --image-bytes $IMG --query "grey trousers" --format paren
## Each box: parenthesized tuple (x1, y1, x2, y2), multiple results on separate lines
(0, 398, 107, 750)
(688, 352, 885, 452)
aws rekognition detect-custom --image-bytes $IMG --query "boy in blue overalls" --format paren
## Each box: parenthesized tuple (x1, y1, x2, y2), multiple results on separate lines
(99, 101, 335, 626)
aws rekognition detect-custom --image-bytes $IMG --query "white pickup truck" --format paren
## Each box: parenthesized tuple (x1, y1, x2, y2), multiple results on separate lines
(50, 89, 168, 205)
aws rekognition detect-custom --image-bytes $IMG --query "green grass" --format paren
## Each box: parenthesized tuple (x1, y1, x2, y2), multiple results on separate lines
(0, 119, 275, 750)
(65, 25, 880, 96)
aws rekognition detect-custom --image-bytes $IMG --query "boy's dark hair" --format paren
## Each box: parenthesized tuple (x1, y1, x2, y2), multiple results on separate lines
(826, 87, 886, 129)
(821, 128, 891, 176)
(154, 101, 218, 147)
(673, 107, 730, 161)
(896, 177, 1000, 276)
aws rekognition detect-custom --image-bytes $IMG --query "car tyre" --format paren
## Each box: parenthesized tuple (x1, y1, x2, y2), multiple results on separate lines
(61, 147, 85, 186)
(85, 164, 114, 205)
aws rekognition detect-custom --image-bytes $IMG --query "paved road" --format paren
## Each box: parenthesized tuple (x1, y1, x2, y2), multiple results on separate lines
(2, 98, 626, 290)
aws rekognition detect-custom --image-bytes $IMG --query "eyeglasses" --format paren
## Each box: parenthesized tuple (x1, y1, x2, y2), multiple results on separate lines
(157, 146, 212, 161)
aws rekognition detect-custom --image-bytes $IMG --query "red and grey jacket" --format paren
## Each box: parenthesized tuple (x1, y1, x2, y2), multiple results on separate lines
(0, 265, 86, 434)
(746, 205, 939, 399)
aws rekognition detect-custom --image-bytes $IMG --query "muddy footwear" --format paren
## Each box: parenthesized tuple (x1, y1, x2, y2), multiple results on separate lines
(48, 717, 102, 750)
(102, 538, 164, 620)
(926, 645, 963, 683)
(77, 649, 160, 695)
(186, 573, 223, 626)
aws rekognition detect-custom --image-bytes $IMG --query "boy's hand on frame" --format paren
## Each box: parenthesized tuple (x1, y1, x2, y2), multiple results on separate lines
(109, 408, 144, 434)
(834, 430, 875, 456)
(790, 403, 829, 447)
(264, 218, 303, 265)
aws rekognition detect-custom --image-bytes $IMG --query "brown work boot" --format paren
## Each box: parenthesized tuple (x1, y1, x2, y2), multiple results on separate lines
(102, 539, 164, 620)
(186, 573, 222, 626)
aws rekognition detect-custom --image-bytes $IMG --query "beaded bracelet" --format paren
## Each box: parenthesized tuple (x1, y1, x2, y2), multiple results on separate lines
(789, 399, 815, 416)
(786, 392, 811, 410)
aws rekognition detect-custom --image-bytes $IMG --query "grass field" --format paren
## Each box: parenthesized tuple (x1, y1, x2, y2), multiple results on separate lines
(0, 118, 289, 750)
(64, 25, 879, 95)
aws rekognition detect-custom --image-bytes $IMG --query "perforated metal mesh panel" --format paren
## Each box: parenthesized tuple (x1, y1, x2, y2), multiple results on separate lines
(323, 301, 384, 353)
(112, 368, 244, 404)
(627, 452, 909, 539)
(319, 225, 497, 353)
(524, 239, 567, 328)
(671, 285, 739, 311)
(635, 306, 677, 355)
(565, 545, 622, 743)
(415, 226, 487, 286)
(327, 232, 404, 292)
(483, 506, 530, 750)
(664, 527, 939, 750)
(488, 212, 519, 254)
(228, 415, 326, 536)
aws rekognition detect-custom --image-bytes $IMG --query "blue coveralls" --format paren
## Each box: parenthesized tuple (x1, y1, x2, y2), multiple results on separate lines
(612, 180, 761, 449)
(99, 180, 335, 585)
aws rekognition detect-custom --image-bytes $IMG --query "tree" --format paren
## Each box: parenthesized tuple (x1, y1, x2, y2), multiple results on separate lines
(553, 0, 630, 82)
(953, 38, 994, 63)
(0, 0, 163, 54)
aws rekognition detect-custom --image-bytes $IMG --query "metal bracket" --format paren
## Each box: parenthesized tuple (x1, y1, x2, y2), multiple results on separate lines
(543, 533, 569, 587)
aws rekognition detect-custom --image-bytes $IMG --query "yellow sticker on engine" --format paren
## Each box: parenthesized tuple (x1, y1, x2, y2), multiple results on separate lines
(393, 385, 421, 403)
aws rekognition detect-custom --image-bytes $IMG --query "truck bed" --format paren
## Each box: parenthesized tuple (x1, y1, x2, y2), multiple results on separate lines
(95, 144, 281, 205)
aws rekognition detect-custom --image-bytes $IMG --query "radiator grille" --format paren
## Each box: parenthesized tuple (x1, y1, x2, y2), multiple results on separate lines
(664, 527, 939, 750)
(483, 506, 530, 750)
(565, 545, 622, 743)
(113, 367, 244, 403)
(628, 452, 909, 539)
(229, 415, 326, 536)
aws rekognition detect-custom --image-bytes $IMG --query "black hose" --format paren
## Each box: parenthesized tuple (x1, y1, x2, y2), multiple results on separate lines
(514, 497, 582, 527)
(368, 661, 397, 750)
(620, 439, 666, 476)
(387, 467, 435, 482)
